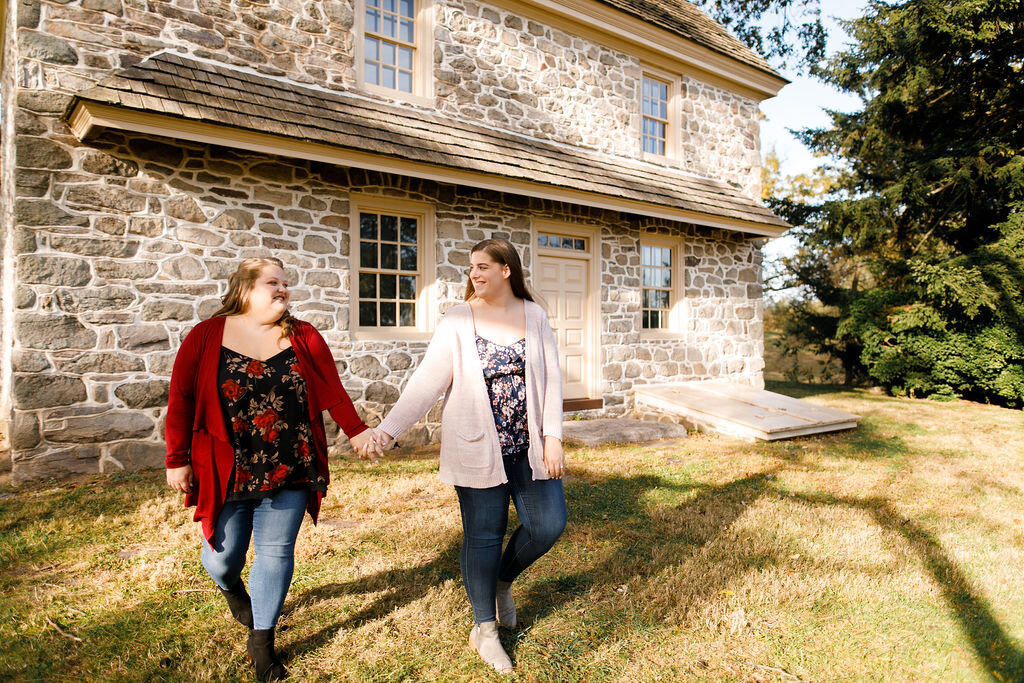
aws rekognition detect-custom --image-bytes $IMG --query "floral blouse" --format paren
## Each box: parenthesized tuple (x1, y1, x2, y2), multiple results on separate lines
(217, 346, 323, 501)
(476, 335, 530, 456)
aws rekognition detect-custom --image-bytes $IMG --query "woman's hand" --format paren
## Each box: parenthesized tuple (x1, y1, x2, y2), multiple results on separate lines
(349, 428, 382, 462)
(543, 436, 564, 479)
(166, 465, 194, 493)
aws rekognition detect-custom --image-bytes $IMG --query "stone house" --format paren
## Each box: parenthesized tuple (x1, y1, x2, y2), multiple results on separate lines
(0, 0, 788, 481)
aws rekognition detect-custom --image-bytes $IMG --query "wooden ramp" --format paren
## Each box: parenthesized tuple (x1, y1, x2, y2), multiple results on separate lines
(634, 380, 860, 441)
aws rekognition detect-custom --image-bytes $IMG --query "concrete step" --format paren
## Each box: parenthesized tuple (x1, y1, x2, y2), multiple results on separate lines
(634, 380, 860, 441)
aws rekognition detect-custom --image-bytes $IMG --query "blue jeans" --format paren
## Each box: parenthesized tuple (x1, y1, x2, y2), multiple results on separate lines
(455, 450, 567, 624)
(200, 488, 308, 630)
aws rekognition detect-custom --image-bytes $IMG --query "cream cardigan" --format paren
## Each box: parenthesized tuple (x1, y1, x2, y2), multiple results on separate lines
(378, 300, 563, 488)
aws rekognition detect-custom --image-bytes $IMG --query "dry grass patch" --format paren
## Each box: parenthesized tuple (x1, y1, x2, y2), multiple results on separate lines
(2, 385, 1024, 681)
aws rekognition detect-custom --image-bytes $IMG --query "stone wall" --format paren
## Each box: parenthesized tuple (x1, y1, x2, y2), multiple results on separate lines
(596, 221, 764, 414)
(2, 0, 769, 480)
(5, 119, 763, 479)
(435, 0, 641, 157)
(13, 0, 762, 195)
(436, 2, 763, 195)
(678, 75, 762, 199)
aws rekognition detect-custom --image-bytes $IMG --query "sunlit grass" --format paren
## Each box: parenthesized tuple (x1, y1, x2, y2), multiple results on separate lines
(3, 385, 1024, 681)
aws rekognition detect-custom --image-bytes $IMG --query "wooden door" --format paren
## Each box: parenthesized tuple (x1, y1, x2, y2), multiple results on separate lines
(536, 254, 590, 400)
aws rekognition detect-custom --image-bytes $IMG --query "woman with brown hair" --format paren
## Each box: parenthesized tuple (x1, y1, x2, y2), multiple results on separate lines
(377, 238, 567, 674)
(165, 257, 379, 681)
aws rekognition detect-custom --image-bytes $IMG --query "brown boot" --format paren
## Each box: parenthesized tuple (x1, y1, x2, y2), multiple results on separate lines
(246, 628, 287, 681)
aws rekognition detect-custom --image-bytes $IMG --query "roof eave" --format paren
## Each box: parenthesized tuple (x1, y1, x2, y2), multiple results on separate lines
(505, 0, 789, 99)
(67, 99, 788, 238)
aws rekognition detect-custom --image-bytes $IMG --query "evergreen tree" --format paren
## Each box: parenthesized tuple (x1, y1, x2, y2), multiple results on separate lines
(776, 0, 1024, 404)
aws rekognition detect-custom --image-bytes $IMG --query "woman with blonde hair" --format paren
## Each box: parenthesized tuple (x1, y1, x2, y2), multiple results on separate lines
(377, 238, 567, 674)
(165, 257, 378, 681)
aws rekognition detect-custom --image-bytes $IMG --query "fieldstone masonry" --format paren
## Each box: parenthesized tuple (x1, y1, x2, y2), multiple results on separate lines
(1, 0, 772, 481)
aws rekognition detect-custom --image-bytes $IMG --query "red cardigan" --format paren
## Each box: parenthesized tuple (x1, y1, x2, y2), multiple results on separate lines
(165, 317, 368, 541)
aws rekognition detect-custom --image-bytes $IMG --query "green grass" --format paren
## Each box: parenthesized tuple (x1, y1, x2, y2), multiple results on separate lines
(3, 385, 1024, 681)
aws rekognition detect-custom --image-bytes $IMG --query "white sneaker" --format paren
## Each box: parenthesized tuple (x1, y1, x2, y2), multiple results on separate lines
(469, 621, 513, 674)
(495, 580, 517, 629)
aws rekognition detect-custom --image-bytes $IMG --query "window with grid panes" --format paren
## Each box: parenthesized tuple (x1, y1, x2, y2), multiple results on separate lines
(641, 244, 672, 329)
(364, 0, 416, 93)
(358, 212, 418, 328)
(642, 76, 669, 156)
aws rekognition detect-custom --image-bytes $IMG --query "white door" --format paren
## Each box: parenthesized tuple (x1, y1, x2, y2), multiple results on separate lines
(537, 254, 590, 400)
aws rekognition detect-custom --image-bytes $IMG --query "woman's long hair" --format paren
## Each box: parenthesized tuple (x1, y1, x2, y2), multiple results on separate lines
(464, 238, 534, 302)
(211, 257, 295, 337)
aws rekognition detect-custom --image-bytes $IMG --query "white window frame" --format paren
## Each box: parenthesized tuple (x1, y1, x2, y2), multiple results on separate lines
(354, 0, 434, 105)
(639, 67, 679, 161)
(639, 235, 685, 337)
(349, 194, 436, 341)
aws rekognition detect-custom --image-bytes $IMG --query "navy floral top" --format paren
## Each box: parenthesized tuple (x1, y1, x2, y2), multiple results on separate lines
(218, 346, 323, 501)
(476, 335, 530, 456)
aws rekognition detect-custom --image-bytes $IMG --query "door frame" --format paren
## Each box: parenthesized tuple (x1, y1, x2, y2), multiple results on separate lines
(530, 220, 602, 407)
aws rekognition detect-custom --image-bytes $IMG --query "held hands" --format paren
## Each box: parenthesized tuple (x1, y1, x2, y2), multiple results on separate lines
(166, 464, 194, 493)
(349, 428, 386, 462)
(543, 435, 565, 479)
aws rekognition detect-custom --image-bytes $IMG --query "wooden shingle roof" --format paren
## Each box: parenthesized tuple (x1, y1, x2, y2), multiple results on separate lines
(597, 0, 777, 76)
(72, 53, 787, 234)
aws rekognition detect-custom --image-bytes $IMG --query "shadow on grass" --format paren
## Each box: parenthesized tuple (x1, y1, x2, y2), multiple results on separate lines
(795, 491, 1024, 682)
(8, 447, 1020, 680)
(278, 467, 783, 671)
(827, 418, 912, 461)
(281, 537, 463, 658)
(0, 471, 168, 572)
(515, 467, 785, 665)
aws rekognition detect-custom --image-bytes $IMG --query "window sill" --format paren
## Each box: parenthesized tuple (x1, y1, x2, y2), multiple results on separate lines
(640, 330, 686, 341)
(641, 151, 674, 165)
(350, 328, 434, 343)
(356, 84, 434, 109)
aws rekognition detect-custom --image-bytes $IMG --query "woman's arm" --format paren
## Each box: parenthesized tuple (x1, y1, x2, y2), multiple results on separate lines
(538, 312, 565, 478)
(376, 318, 456, 442)
(165, 327, 201, 490)
(302, 325, 369, 439)
(165, 329, 200, 468)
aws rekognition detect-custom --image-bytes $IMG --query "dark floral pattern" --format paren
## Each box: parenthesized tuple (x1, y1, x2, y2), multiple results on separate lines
(218, 346, 323, 501)
(476, 335, 529, 456)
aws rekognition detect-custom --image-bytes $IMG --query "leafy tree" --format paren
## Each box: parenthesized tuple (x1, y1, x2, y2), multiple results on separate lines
(693, 0, 827, 70)
(762, 153, 868, 384)
(775, 0, 1024, 404)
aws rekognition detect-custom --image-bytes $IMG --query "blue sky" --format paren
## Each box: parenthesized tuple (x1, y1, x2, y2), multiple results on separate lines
(758, 0, 867, 269)
(759, 0, 867, 177)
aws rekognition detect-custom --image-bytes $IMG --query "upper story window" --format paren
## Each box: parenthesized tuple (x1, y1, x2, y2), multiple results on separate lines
(351, 195, 436, 340)
(356, 0, 433, 103)
(642, 75, 670, 156)
(365, 0, 415, 93)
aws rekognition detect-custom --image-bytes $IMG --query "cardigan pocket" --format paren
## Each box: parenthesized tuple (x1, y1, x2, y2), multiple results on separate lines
(453, 427, 489, 469)
(188, 430, 214, 509)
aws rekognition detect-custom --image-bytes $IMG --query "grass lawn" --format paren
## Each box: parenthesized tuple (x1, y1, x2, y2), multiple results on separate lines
(3, 383, 1024, 681)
